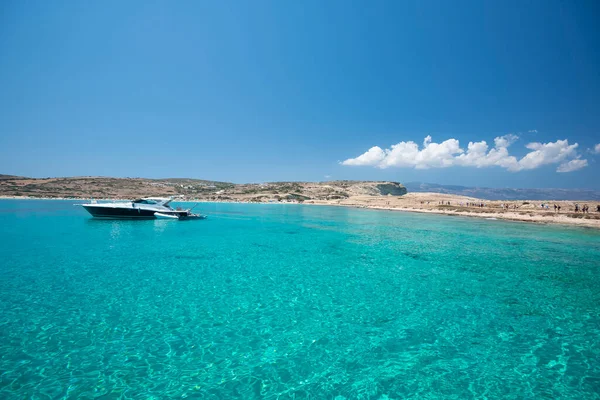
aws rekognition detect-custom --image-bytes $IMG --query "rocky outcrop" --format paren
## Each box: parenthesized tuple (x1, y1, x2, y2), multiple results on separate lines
(376, 182, 408, 196)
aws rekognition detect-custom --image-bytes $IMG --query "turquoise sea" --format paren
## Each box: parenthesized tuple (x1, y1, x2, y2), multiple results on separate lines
(0, 200, 599, 399)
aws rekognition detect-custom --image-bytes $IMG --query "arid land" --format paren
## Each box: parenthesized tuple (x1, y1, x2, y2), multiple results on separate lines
(308, 193, 600, 228)
(1, 175, 599, 228)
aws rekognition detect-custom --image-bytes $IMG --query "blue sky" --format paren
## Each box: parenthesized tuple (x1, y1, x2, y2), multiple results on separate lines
(0, 0, 599, 188)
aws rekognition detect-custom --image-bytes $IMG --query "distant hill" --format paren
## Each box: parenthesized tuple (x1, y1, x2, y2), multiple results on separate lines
(404, 182, 600, 201)
(0, 176, 234, 199)
(0, 174, 26, 180)
(3, 175, 596, 201)
(0, 176, 406, 201)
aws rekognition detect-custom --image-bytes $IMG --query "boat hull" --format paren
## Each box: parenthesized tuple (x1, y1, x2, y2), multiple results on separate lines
(82, 205, 158, 219)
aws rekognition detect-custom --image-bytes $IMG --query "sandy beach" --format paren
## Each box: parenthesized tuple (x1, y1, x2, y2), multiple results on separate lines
(307, 193, 600, 229)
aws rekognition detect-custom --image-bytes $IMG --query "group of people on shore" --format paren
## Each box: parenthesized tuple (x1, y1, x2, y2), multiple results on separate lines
(574, 204, 596, 213)
(466, 202, 485, 207)
(472, 202, 599, 213)
(549, 203, 600, 213)
(498, 202, 600, 213)
(420, 199, 599, 213)
(543, 203, 600, 213)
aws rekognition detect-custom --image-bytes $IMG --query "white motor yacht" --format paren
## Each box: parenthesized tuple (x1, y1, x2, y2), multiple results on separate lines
(80, 197, 205, 220)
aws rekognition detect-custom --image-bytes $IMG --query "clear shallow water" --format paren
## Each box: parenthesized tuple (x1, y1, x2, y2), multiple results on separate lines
(0, 200, 599, 399)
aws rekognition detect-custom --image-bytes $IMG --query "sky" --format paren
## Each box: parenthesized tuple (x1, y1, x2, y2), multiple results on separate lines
(1, 0, 599, 188)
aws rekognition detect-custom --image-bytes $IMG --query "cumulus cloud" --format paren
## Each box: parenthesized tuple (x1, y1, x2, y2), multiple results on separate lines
(377, 136, 462, 169)
(592, 143, 600, 154)
(557, 159, 588, 173)
(340, 146, 385, 166)
(341, 135, 588, 173)
(528, 129, 538, 133)
(517, 140, 579, 171)
(455, 134, 520, 171)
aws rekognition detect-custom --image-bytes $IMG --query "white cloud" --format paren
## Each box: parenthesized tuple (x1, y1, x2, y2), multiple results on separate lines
(378, 136, 463, 169)
(455, 134, 520, 171)
(557, 159, 588, 173)
(517, 140, 578, 171)
(593, 143, 600, 154)
(340, 146, 385, 166)
(341, 135, 588, 173)
(528, 129, 538, 133)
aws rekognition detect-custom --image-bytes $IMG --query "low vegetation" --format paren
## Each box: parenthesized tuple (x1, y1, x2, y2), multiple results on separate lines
(0, 176, 406, 202)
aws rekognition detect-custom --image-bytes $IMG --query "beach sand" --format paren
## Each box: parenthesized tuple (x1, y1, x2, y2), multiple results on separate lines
(307, 193, 600, 228)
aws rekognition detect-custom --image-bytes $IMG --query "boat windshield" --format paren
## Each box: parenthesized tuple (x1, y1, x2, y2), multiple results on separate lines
(133, 199, 157, 204)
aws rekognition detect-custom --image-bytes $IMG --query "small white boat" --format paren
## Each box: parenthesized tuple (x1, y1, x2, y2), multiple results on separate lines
(154, 212, 179, 219)
(184, 214, 208, 220)
(155, 211, 208, 220)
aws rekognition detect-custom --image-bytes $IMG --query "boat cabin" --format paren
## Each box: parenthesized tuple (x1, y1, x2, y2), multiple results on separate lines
(132, 198, 173, 207)
(132, 199, 157, 204)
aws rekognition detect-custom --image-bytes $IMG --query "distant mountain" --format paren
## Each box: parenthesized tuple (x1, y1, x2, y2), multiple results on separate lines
(0, 175, 406, 200)
(404, 182, 600, 201)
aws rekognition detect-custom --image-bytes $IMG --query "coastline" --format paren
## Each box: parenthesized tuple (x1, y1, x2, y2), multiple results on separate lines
(307, 193, 600, 229)
(310, 202, 600, 228)
(2, 194, 600, 229)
